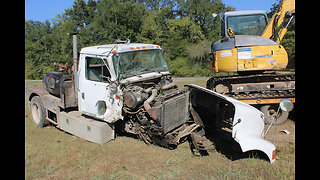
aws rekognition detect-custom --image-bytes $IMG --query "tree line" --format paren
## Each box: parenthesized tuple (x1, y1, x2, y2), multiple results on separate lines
(25, 0, 294, 79)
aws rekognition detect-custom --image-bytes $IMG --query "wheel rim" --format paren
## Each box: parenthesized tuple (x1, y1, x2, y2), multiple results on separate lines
(31, 103, 41, 124)
(266, 107, 282, 119)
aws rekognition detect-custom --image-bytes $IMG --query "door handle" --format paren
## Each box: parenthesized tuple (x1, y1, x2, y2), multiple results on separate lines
(82, 92, 85, 99)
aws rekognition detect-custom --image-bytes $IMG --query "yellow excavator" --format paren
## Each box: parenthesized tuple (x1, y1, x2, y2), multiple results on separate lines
(207, 0, 295, 124)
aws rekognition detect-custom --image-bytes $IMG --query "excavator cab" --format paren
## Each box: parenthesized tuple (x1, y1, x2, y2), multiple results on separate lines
(207, 0, 295, 126)
(210, 10, 289, 73)
(222, 10, 268, 38)
(210, 0, 295, 74)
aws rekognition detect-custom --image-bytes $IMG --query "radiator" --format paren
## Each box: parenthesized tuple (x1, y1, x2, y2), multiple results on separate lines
(158, 89, 189, 134)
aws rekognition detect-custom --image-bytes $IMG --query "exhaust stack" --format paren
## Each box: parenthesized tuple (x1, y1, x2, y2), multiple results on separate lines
(71, 34, 78, 105)
(73, 34, 78, 92)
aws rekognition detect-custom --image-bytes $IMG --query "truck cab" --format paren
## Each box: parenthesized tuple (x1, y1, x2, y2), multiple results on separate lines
(77, 43, 168, 123)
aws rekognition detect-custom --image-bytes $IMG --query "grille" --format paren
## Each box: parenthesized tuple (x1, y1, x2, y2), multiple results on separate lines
(159, 91, 189, 134)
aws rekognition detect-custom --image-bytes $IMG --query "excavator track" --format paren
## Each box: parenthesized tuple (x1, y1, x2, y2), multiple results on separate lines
(206, 71, 295, 100)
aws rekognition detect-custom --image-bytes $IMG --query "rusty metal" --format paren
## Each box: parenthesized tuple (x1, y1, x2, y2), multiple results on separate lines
(189, 132, 215, 151)
(231, 81, 295, 93)
(25, 86, 48, 100)
(174, 123, 200, 143)
(143, 89, 158, 119)
(240, 97, 295, 105)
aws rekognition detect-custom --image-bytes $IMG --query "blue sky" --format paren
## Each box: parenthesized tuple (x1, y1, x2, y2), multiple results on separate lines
(25, 0, 75, 22)
(25, 0, 278, 22)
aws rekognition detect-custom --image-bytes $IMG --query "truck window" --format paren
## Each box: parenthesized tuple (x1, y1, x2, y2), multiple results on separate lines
(112, 49, 168, 79)
(85, 57, 111, 82)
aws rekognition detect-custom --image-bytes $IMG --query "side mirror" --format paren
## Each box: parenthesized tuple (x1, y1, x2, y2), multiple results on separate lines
(212, 12, 223, 19)
(212, 12, 224, 22)
(264, 98, 294, 142)
(212, 13, 218, 18)
(279, 99, 294, 112)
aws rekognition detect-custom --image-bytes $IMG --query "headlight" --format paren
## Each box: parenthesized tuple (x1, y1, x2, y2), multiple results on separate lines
(96, 100, 107, 115)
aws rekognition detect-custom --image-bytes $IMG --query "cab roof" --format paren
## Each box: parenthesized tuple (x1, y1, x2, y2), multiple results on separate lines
(80, 43, 161, 56)
(224, 10, 267, 17)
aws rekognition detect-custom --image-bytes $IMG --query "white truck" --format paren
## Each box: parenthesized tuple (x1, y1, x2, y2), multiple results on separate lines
(25, 35, 276, 163)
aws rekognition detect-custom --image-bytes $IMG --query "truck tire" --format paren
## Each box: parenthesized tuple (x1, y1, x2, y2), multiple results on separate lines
(29, 96, 49, 127)
(260, 105, 288, 125)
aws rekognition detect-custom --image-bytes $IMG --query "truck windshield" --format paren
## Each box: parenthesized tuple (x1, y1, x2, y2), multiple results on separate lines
(227, 14, 267, 36)
(112, 49, 168, 79)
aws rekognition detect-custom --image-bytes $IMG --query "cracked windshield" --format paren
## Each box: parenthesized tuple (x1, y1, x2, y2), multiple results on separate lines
(113, 49, 168, 79)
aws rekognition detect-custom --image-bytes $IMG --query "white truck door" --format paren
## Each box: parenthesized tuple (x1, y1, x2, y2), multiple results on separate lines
(78, 55, 112, 119)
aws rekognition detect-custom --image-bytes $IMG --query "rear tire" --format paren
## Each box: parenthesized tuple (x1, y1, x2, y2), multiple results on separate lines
(260, 105, 288, 125)
(29, 96, 49, 127)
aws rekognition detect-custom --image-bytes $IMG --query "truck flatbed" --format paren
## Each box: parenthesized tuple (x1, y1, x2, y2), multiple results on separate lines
(26, 85, 114, 145)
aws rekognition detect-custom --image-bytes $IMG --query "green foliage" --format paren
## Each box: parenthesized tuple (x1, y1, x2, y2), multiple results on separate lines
(281, 29, 295, 69)
(25, 0, 294, 79)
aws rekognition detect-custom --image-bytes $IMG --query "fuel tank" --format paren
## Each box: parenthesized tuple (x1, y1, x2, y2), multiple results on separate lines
(43, 72, 71, 97)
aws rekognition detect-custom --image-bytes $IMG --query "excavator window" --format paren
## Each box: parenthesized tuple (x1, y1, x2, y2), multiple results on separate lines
(227, 14, 267, 36)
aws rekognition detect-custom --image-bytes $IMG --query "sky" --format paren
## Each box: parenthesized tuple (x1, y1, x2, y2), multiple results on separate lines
(25, 0, 278, 22)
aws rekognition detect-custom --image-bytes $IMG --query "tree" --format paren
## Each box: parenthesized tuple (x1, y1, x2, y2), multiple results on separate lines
(88, 0, 145, 44)
(164, 17, 204, 58)
(137, 10, 163, 44)
(25, 20, 56, 79)
(25, 0, 237, 79)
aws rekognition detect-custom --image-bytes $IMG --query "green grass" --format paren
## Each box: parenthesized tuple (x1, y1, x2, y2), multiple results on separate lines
(174, 80, 207, 89)
(25, 79, 295, 179)
(25, 80, 42, 87)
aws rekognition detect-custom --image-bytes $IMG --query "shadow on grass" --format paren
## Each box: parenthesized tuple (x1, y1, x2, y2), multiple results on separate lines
(206, 129, 270, 162)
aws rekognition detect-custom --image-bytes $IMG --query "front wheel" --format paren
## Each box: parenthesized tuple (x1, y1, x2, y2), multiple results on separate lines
(260, 105, 288, 125)
(29, 96, 49, 127)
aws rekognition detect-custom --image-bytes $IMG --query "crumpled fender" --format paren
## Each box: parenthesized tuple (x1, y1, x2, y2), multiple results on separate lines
(186, 84, 276, 163)
(235, 134, 276, 163)
(229, 99, 276, 163)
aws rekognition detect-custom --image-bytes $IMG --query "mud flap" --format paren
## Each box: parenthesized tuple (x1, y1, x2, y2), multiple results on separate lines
(186, 84, 276, 163)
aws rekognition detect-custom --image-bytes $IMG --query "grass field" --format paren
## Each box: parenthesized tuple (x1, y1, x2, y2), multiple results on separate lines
(25, 79, 295, 179)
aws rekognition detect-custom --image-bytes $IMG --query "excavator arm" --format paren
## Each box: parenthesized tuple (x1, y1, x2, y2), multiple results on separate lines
(261, 0, 295, 44)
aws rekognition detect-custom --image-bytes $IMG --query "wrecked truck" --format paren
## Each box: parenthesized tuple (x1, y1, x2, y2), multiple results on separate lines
(25, 36, 276, 163)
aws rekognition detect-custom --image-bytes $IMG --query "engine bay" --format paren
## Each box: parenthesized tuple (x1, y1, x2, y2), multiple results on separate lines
(117, 74, 199, 149)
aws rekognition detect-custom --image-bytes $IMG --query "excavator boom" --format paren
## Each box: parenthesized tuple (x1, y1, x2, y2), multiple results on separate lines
(261, 0, 295, 44)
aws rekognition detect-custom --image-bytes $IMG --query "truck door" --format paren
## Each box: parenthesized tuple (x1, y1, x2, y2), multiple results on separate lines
(78, 55, 113, 120)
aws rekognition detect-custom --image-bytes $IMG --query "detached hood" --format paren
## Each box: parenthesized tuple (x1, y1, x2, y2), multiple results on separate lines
(186, 84, 276, 163)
